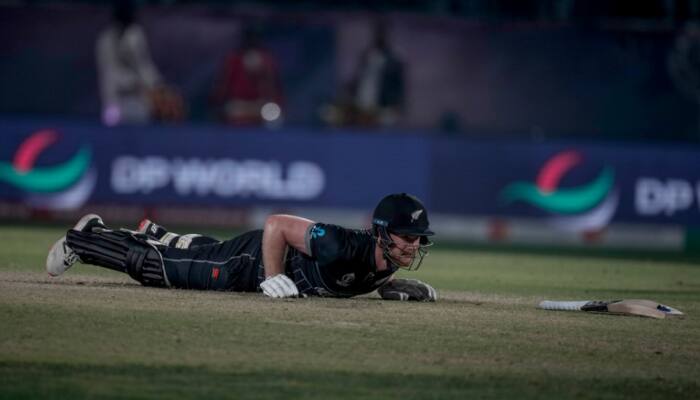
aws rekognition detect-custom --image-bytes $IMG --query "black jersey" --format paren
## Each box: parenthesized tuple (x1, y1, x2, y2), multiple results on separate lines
(284, 223, 397, 297)
(161, 223, 396, 297)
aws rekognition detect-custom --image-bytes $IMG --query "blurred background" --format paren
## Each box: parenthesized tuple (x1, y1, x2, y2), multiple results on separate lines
(2, 0, 700, 253)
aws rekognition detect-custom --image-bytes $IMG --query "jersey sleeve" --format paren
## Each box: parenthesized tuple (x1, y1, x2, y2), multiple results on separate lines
(304, 223, 354, 265)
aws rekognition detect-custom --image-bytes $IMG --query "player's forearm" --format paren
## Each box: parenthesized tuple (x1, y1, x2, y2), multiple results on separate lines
(261, 220, 287, 278)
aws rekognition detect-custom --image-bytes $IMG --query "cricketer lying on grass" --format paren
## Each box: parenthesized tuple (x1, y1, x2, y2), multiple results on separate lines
(46, 193, 437, 301)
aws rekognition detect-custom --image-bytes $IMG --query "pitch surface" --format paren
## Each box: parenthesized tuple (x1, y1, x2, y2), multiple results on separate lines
(1, 225, 699, 399)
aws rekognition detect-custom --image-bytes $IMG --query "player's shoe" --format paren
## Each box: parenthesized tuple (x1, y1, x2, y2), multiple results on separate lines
(46, 214, 104, 277)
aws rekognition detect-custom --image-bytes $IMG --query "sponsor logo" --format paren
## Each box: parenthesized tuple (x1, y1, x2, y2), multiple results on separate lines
(336, 273, 355, 287)
(314, 287, 333, 297)
(500, 150, 618, 232)
(372, 218, 388, 227)
(310, 225, 326, 238)
(635, 177, 700, 217)
(0, 130, 96, 210)
(111, 156, 325, 200)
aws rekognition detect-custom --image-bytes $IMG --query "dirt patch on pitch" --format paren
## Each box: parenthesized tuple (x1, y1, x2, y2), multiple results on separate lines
(0, 270, 134, 287)
(0, 270, 537, 319)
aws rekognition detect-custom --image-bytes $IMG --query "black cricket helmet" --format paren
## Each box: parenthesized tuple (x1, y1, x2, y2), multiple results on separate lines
(372, 193, 434, 270)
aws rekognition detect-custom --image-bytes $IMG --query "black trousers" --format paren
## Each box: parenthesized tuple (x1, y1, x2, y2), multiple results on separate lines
(160, 230, 264, 292)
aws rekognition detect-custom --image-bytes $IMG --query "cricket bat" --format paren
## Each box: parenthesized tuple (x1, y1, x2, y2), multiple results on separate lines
(538, 299, 684, 319)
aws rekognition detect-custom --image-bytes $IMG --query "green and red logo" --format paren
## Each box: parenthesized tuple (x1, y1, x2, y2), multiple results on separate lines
(0, 130, 96, 210)
(500, 150, 618, 231)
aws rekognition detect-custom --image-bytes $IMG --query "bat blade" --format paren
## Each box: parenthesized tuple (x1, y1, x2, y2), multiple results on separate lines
(606, 301, 666, 319)
(611, 299, 684, 316)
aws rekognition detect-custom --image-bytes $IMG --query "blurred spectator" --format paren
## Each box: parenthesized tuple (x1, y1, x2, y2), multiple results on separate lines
(211, 25, 285, 127)
(668, 21, 700, 136)
(321, 20, 405, 128)
(96, 0, 184, 126)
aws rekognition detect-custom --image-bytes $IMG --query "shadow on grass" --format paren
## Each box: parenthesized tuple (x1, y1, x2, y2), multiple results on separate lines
(1, 360, 697, 400)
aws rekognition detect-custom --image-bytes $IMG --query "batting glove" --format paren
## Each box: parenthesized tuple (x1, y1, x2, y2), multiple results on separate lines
(260, 274, 299, 298)
(377, 279, 437, 302)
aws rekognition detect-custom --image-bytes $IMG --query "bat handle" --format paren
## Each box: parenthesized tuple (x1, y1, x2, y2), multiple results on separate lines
(538, 300, 590, 311)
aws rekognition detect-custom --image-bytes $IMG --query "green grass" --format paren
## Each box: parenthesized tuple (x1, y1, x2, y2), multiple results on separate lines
(1, 224, 699, 399)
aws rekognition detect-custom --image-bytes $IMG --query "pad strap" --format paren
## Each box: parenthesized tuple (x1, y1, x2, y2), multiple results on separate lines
(66, 229, 169, 287)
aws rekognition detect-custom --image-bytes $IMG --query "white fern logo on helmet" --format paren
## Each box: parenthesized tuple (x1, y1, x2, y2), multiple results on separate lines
(410, 209, 423, 222)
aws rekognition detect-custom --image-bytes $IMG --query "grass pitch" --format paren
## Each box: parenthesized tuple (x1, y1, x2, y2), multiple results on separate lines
(1, 224, 699, 399)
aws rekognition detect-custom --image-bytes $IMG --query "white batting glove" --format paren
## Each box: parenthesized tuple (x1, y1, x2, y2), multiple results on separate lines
(260, 274, 299, 298)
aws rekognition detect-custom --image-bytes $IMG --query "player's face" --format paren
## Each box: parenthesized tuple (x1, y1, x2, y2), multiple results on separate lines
(387, 233, 420, 267)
